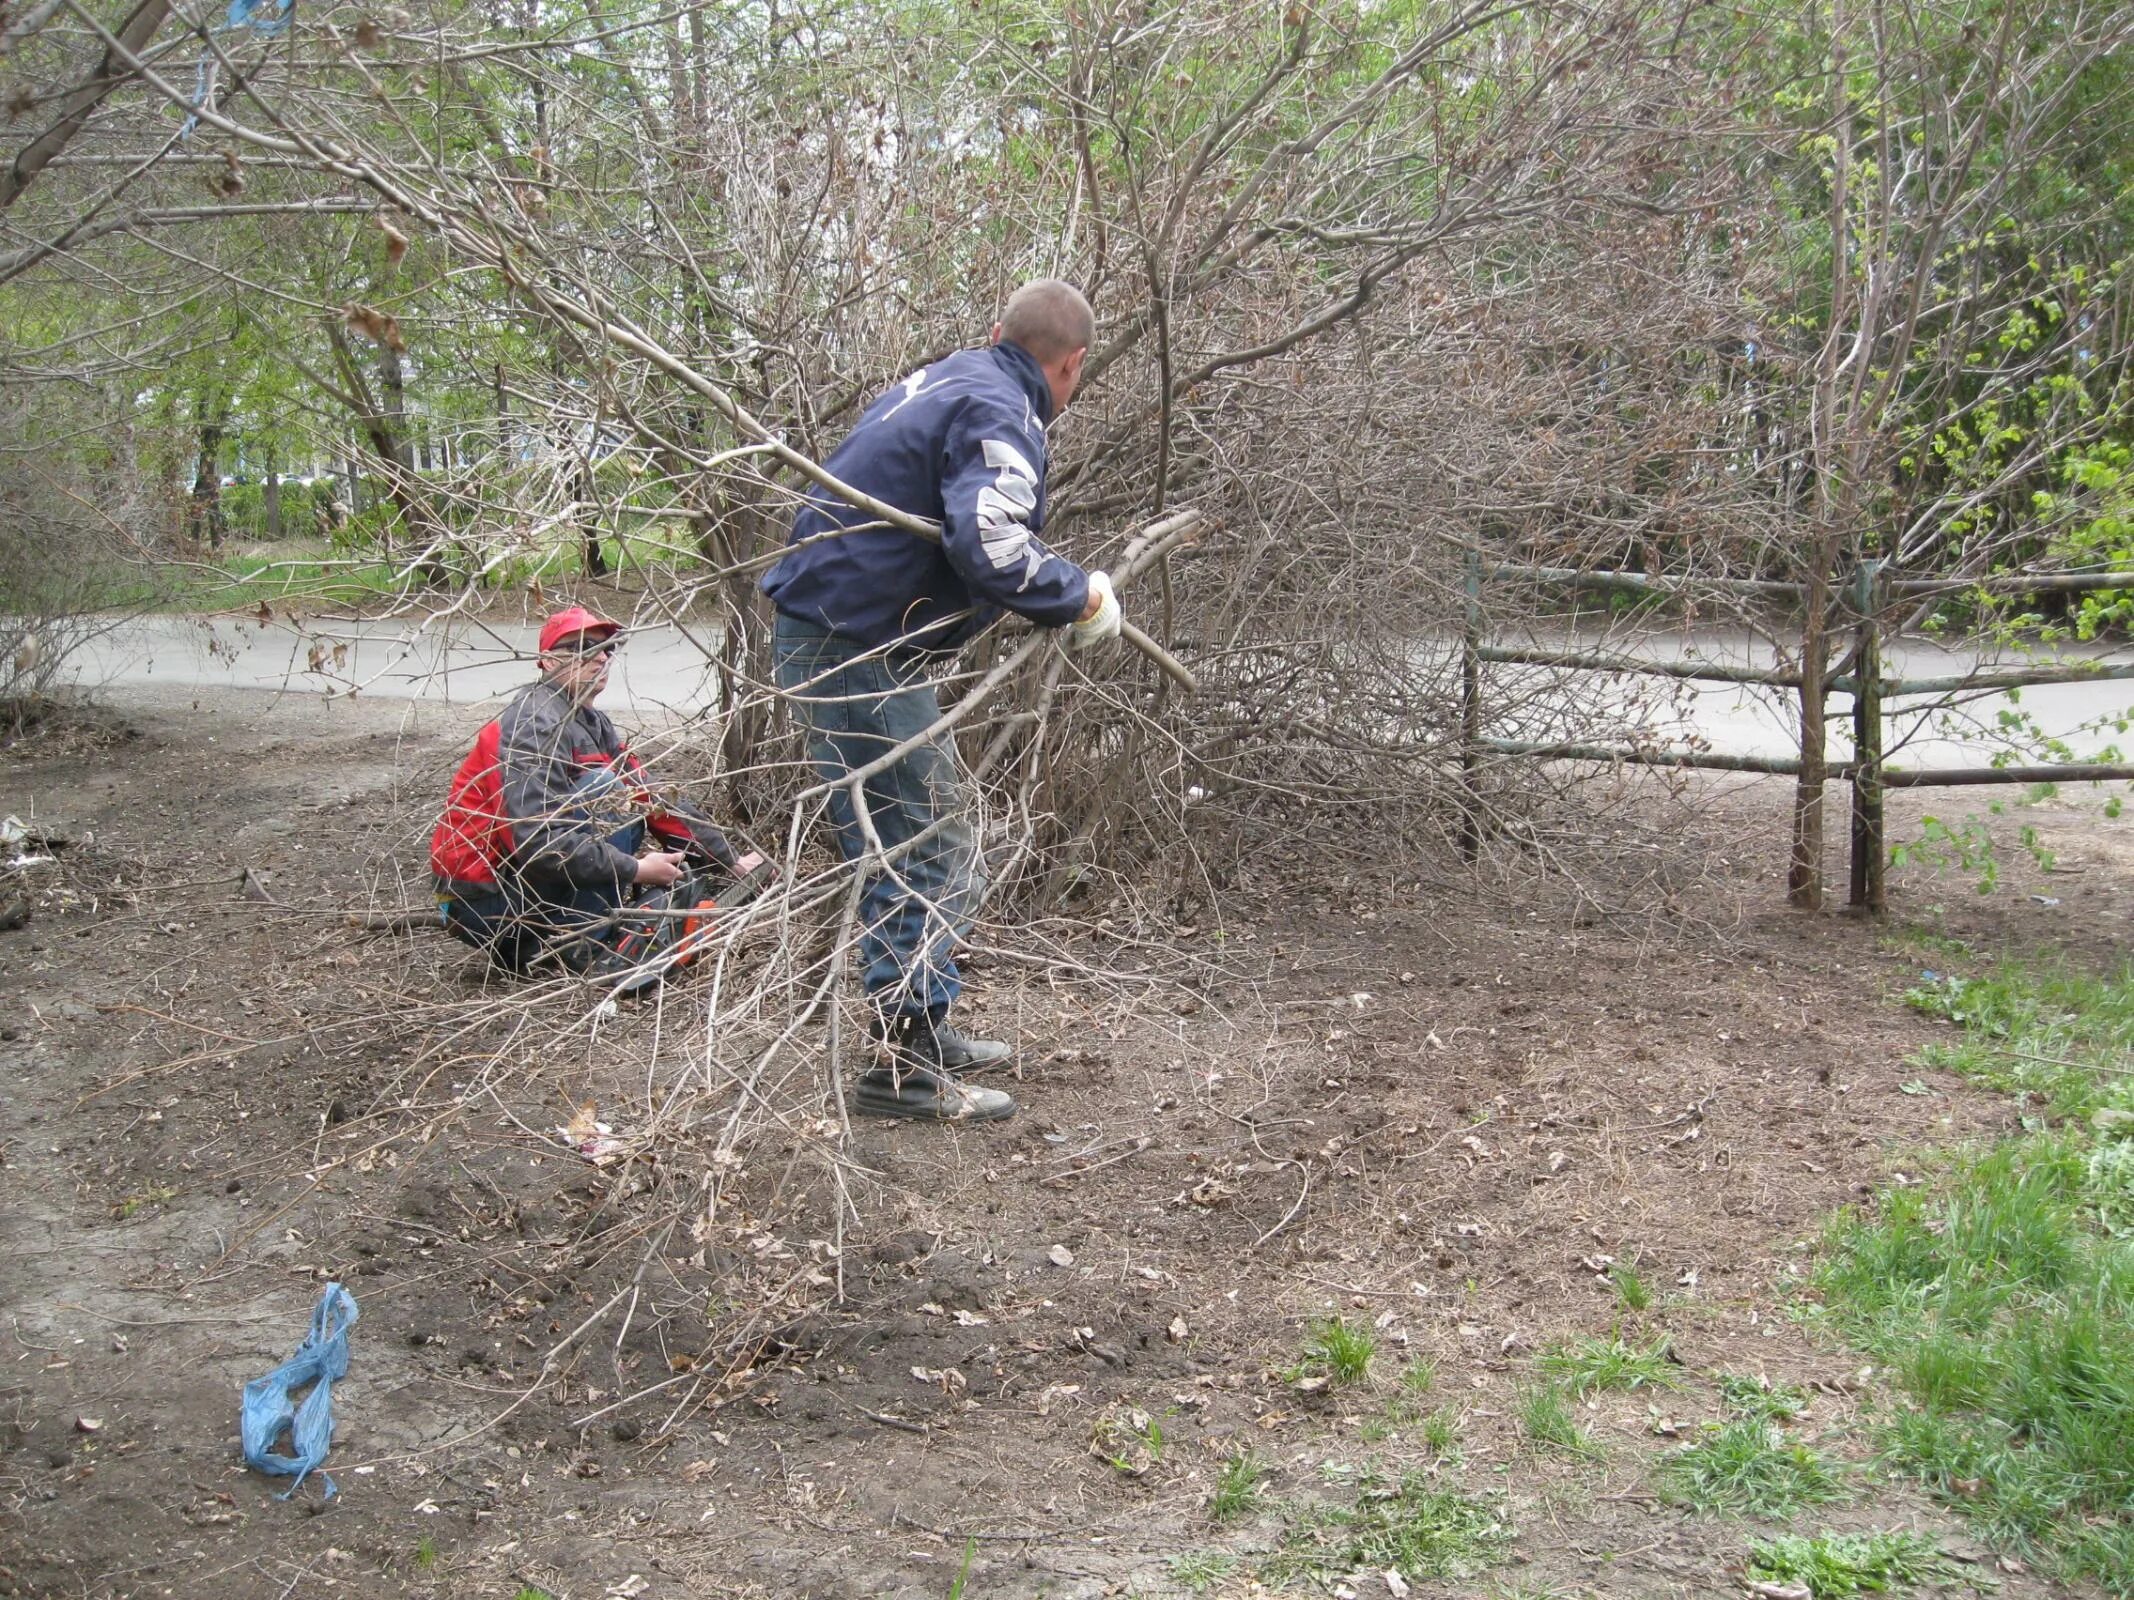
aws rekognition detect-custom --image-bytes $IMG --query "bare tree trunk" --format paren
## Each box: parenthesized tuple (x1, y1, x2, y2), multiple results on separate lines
(1791, 0, 1854, 912)
(187, 411, 227, 549)
(263, 451, 282, 539)
(576, 464, 607, 577)
(321, 323, 450, 584)
(0, 0, 172, 212)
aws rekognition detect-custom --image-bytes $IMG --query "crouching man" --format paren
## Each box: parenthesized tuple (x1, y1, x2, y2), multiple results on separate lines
(429, 606, 765, 990)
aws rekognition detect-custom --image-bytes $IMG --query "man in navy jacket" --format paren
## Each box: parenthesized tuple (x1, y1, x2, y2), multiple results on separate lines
(764, 280, 1123, 1122)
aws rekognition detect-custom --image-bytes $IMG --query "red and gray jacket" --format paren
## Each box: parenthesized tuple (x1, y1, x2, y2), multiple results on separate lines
(430, 680, 735, 890)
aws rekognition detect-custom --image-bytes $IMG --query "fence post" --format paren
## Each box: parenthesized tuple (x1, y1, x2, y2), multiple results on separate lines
(1790, 546, 1836, 909)
(1459, 547, 1482, 861)
(1847, 557, 1887, 913)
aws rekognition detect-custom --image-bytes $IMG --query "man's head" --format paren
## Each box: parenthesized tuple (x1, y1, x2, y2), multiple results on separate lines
(537, 605, 621, 703)
(993, 279, 1094, 416)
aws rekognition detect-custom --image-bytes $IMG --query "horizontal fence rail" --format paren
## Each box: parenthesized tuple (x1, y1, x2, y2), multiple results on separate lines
(1488, 559, 2134, 603)
(1461, 551, 2134, 910)
(1481, 738, 2134, 789)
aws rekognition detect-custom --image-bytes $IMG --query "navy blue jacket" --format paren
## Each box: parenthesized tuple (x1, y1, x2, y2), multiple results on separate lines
(762, 341, 1091, 650)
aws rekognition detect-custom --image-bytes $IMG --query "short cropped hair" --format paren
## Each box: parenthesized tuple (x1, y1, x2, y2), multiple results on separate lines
(1000, 279, 1094, 364)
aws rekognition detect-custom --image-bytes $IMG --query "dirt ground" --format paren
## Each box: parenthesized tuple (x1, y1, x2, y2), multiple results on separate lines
(1, 683, 2125, 1600)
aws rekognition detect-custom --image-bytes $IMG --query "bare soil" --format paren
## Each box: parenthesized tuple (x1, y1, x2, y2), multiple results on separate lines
(1, 685, 2123, 1600)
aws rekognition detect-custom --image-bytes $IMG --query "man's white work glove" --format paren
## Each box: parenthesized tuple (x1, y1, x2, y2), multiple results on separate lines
(1069, 570, 1123, 650)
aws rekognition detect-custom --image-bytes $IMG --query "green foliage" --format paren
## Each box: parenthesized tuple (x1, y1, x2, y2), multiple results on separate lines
(1887, 813, 2060, 896)
(1420, 1407, 1461, 1458)
(1263, 1473, 1513, 1586)
(1290, 1315, 1375, 1388)
(1820, 957, 2134, 1593)
(1608, 1258, 1651, 1312)
(1536, 1334, 1677, 1396)
(947, 1534, 976, 1600)
(1091, 1406, 1165, 1476)
(1716, 1373, 1812, 1424)
(1165, 1551, 1236, 1594)
(1518, 1382, 1598, 1459)
(1746, 1530, 1959, 1597)
(1654, 1418, 1848, 1518)
(1209, 1451, 1265, 1524)
(413, 1536, 437, 1570)
(1902, 958, 2134, 1121)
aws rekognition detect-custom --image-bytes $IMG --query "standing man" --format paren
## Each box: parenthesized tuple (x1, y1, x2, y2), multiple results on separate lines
(763, 280, 1123, 1122)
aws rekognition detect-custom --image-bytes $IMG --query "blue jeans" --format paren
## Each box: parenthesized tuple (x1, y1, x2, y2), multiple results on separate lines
(772, 613, 983, 1018)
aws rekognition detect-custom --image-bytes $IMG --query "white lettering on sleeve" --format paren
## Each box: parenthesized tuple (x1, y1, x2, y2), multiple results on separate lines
(975, 438, 1048, 589)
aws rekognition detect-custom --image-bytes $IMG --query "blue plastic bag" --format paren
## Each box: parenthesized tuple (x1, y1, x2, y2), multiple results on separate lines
(240, 1283, 358, 1500)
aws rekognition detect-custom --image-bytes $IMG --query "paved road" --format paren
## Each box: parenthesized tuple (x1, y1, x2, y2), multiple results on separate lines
(66, 612, 728, 715)
(62, 613, 2134, 772)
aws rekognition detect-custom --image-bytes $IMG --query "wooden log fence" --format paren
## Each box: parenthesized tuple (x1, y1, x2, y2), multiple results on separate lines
(1460, 554, 2134, 912)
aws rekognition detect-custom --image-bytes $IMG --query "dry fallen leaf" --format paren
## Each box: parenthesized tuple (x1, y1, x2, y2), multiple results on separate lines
(341, 302, 406, 352)
(1034, 1382, 1080, 1416)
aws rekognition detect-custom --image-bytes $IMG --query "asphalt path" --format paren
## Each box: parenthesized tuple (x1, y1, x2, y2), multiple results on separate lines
(61, 612, 2134, 774)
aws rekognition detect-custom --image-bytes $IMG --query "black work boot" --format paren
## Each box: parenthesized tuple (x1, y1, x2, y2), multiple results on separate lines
(931, 1016, 1014, 1076)
(853, 1013, 1016, 1122)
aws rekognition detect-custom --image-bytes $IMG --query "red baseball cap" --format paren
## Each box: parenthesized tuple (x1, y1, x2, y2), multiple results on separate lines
(538, 605, 621, 654)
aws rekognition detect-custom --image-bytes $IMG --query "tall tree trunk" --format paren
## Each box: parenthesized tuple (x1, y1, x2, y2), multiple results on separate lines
(575, 464, 607, 577)
(324, 324, 450, 585)
(0, 0, 173, 212)
(263, 445, 282, 539)
(1791, 0, 1853, 912)
(187, 415, 227, 549)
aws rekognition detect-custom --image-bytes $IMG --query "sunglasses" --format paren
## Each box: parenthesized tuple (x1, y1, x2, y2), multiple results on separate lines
(556, 635, 621, 659)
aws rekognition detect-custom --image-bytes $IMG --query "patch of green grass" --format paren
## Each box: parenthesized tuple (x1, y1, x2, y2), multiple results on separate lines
(1091, 1406, 1164, 1475)
(1901, 959, 2134, 1121)
(1166, 1550, 1236, 1593)
(1363, 1356, 1441, 1440)
(947, 1534, 977, 1600)
(1209, 1450, 1265, 1523)
(1262, 1472, 1512, 1585)
(111, 1184, 177, 1221)
(1397, 1356, 1437, 1398)
(1819, 957, 2134, 1594)
(1746, 1530, 1959, 1597)
(1420, 1406, 1461, 1458)
(512, 1590, 553, 1600)
(1537, 1333, 1677, 1396)
(1518, 1381, 1598, 1458)
(1290, 1315, 1375, 1387)
(1717, 1373, 1812, 1423)
(413, 1535, 437, 1569)
(1654, 1417, 1847, 1517)
(1885, 926, 1972, 963)
(1608, 1257, 1651, 1311)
